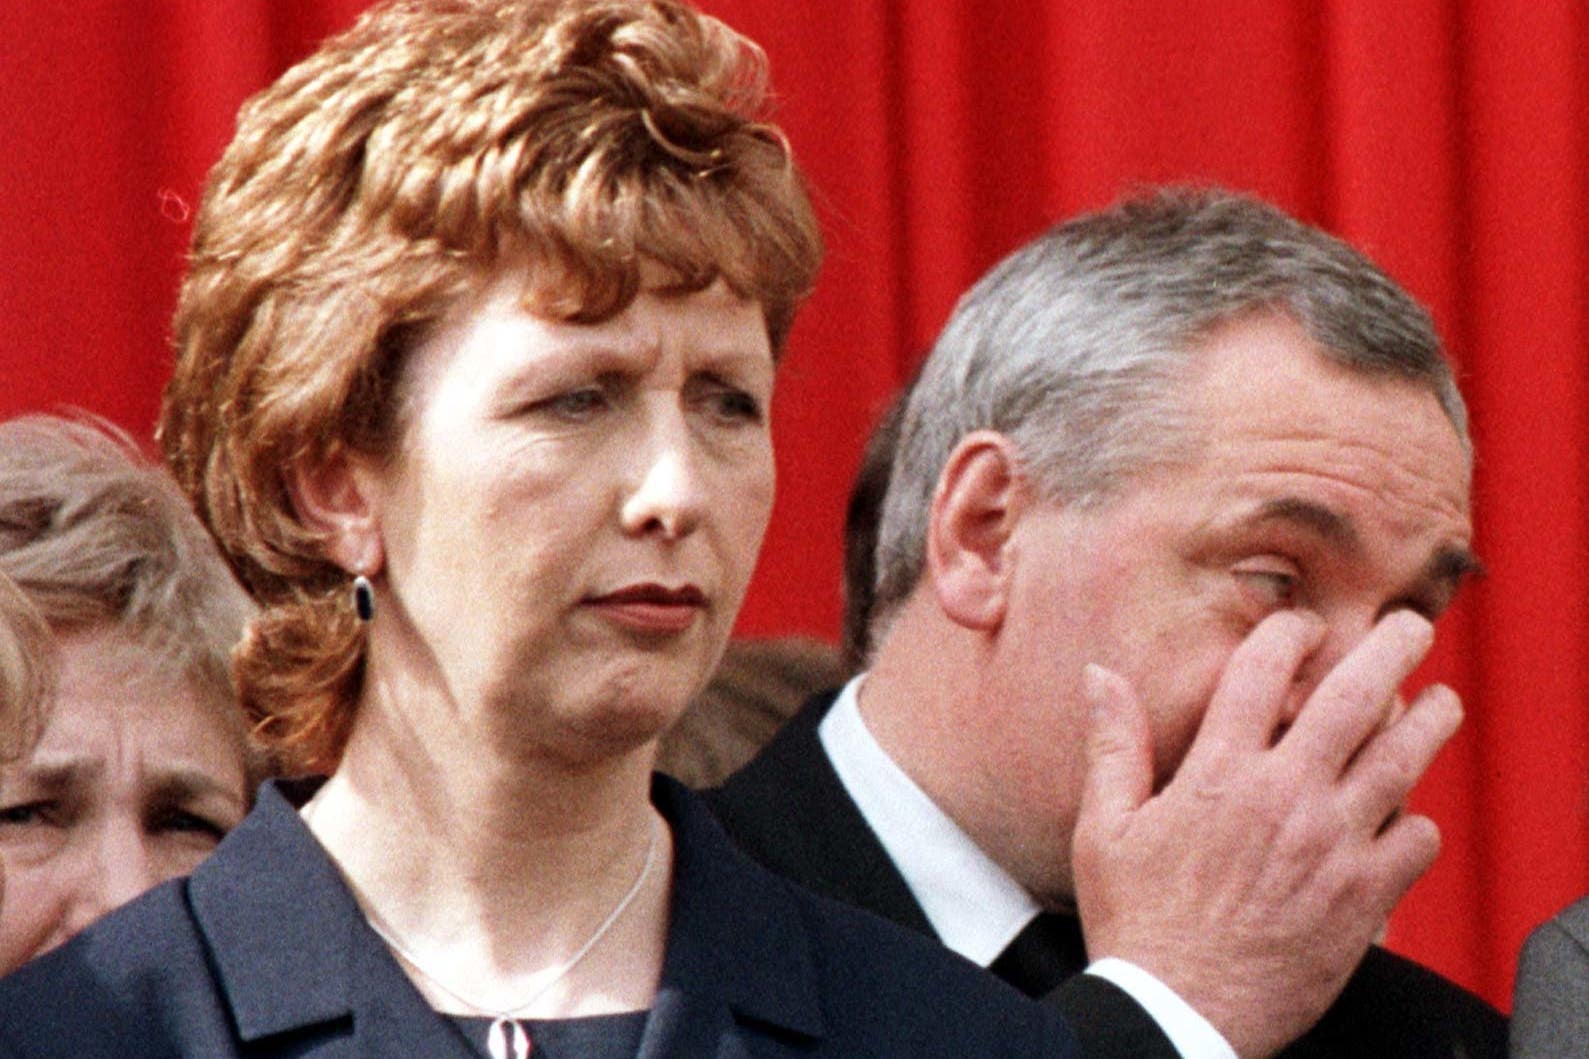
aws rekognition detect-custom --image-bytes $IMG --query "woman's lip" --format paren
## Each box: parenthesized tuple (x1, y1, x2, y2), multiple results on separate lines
(585, 585, 706, 633)
(591, 584, 706, 606)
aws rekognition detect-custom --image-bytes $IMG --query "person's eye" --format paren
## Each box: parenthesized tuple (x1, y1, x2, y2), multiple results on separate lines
(536, 387, 610, 421)
(1232, 560, 1300, 610)
(149, 808, 228, 844)
(0, 800, 59, 827)
(695, 383, 764, 426)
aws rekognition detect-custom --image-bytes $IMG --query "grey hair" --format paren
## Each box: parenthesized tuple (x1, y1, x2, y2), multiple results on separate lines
(0, 571, 52, 760)
(0, 415, 258, 766)
(873, 186, 1469, 628)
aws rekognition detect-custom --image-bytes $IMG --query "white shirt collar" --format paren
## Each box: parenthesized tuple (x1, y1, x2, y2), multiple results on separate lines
(817, 675, 1039, 966)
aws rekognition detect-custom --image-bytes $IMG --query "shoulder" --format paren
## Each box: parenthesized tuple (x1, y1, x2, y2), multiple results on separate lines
(1520, 895, 1589, 963)
(663, 776, 1077, 1056)
(705, 689, 858, 876)
(1511, 896, 1589, 1059)
(1300, 944, 1506, 1058)
(0, 782, 327, 1059)
(780, 864, 1078, 1056)
(0, 880, 221, 1057)
(707, 690, 836, 811)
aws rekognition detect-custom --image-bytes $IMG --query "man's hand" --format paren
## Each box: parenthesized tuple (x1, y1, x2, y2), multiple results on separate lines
(1071, 609, 1462, 1059)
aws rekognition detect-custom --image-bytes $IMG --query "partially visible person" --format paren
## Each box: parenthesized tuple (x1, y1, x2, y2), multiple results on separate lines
(713, 187, 1507, 1058)
(0, 570, 53, 917)
(0, 572, 51, 762)
(841, 393, 907, 673)
(658, 636, 844, 787)
(0, 414, 257, 977)
(1510, 897, 1589, 1057)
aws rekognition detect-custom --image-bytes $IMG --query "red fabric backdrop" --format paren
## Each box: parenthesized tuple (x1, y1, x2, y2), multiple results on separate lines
(1, 0, 1584, 1009)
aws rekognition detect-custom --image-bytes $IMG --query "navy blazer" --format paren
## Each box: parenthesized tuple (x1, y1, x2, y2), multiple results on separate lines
(709, 691, 1509, 1059)
(0, 776, 1078, 1058)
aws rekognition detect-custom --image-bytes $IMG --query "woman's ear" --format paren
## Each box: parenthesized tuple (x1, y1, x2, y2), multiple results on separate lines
(284, 446, 385, 576)
(925, 431, 1027, 631)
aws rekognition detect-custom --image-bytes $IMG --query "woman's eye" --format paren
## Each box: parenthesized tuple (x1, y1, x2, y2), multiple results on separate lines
(702, 387, 763, 425)
(515, 384, 612, 423)
(540, 388, 609, 420)
(150, 809, 228, 843)
(0, 801, 57, 827)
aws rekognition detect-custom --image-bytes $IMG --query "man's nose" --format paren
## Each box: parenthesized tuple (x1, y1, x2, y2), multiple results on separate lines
(1279, 609, 1383, 726)
(619, 406, 705, 540)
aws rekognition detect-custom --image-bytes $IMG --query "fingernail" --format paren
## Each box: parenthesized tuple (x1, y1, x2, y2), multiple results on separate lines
(1393, 609, 1435, 648)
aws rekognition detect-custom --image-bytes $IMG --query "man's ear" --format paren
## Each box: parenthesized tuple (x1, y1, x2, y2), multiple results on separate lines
(284, 446, 385, 577)
(925, 431, 1027, 632)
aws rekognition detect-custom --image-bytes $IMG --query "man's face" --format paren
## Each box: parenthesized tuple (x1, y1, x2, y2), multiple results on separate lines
(985, 312, 1474, 898)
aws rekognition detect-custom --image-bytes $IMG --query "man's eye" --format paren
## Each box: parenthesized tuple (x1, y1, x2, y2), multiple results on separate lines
(1233, 565, 1299, 608)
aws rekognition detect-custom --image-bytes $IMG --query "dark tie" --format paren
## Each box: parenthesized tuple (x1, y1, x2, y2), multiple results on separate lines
(987, 912, 1089, 998)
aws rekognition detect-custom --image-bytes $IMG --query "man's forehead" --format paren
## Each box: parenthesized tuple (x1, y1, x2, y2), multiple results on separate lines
(1180, 318, 1468, 493)
(1185, 312, 1466, 443)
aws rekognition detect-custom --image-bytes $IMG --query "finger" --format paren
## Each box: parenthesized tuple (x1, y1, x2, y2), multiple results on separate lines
(1361, 811, 1443, 918)
(1077, 664, 1154, 832)
(1341, 683, 1462, 831)
(1181, 610, 1326, 771)
(1279, 610, 1434, 778)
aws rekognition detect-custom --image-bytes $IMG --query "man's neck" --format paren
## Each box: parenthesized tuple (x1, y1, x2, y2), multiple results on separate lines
(860, 595, 1083, 908)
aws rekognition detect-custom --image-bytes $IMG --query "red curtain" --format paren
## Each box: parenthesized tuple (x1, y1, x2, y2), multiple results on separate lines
(2, 0, 1584, 1009)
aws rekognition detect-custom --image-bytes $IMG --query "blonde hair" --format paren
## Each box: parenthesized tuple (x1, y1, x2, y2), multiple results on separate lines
(159, 0, 822, 772)
(0, 572, 51, 761)
(0, 415, 257, 772)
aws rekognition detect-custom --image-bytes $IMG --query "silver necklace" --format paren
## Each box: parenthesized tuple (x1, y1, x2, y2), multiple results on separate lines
(359, 816, 660, 1059)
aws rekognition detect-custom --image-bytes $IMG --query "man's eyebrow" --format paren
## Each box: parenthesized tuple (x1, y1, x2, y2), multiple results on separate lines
(1248, 497, 1362, 551)
(1248, 498, 1482, 589)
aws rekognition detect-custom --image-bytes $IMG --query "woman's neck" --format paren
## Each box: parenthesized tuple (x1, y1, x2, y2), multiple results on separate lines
(300, 674, 672, 1018)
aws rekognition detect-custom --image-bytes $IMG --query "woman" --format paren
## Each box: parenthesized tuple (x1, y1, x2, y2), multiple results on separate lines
(0, 571, 52, 932)
(0, 415, 257, 977)
(0, 572, 50, 763)
(0, 2, 1074, 1057)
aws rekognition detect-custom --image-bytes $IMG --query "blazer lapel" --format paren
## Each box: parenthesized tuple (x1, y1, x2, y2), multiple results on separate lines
(639, 779, 827, 1058)
(708, 691, 936, 938)
(189, 779, 475, 1059)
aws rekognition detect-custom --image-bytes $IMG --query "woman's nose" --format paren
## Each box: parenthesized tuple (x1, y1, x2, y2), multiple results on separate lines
(619, 409, 705, 540)
(63, 823, 160, 935)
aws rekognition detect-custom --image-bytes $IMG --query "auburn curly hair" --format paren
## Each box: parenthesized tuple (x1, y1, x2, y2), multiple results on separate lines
(159, 0, 823, 773)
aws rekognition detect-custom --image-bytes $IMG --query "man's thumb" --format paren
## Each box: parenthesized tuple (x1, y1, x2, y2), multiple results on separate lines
(1078, 663, 1154, 828)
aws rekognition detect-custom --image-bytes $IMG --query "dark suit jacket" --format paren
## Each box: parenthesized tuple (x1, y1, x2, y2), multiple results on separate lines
(709, 692, 1509, 1059)
(1510, 896, 1589, 1058)
(0, 775, 1079, 1058)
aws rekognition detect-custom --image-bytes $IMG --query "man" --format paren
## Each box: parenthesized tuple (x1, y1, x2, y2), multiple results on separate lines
(712, 188, 1506, 1057)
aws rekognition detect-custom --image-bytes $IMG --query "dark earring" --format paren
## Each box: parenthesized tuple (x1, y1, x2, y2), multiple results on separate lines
(352, 574, 375, 622)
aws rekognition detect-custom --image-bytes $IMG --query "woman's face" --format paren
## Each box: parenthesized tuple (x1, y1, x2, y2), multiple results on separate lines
(359, 273, 776, 762)
(0, 625, 250, 974)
